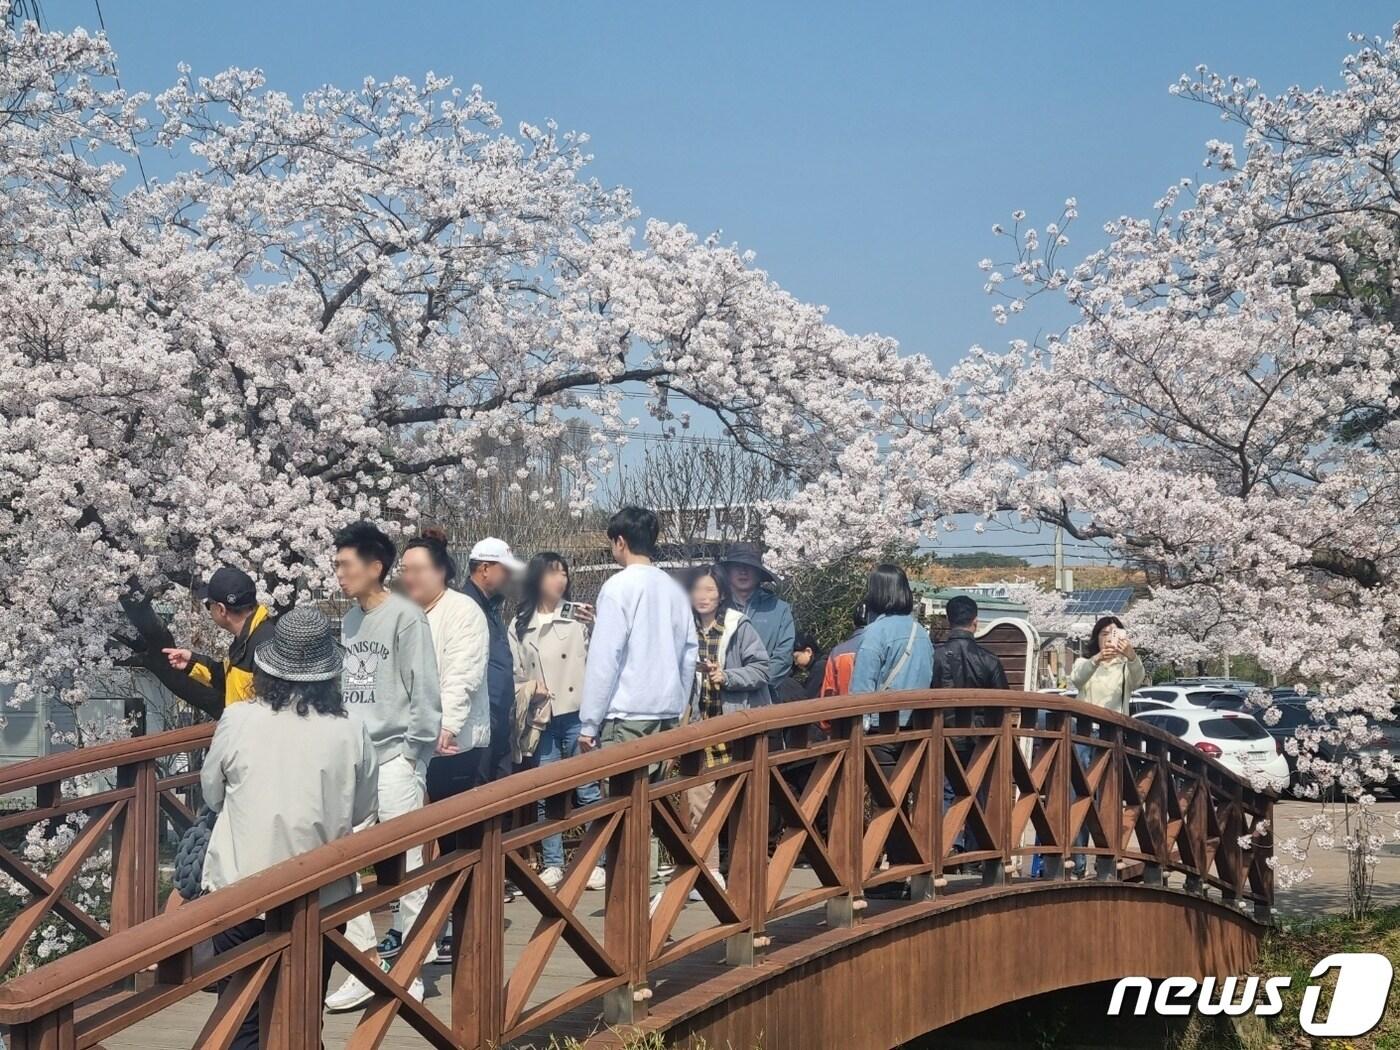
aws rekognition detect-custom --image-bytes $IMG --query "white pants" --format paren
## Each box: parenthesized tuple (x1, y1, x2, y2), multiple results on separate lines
(345, 753, 427, 952)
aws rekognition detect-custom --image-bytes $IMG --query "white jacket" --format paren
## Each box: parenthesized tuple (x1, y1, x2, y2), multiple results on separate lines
(426, 587, 491, 750)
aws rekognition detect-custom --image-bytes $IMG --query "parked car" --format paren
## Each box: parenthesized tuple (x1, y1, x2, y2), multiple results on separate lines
(1133, 685, 1256, 710)
(1134, 708, 1290, 792)
(1254, 695, 1319, 778)
(1128, 697, 1173, 718)
(1246, 697, 1398, 799)
(1358, 719, 1400, 798)
(1172, 677, 1260, 693)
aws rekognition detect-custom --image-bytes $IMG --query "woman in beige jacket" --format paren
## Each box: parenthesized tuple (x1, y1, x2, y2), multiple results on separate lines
(508, 552, 603, 890)
(1070, 615, 1145, 715)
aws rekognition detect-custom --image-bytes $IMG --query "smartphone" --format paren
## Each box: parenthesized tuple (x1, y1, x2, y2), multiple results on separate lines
(560, 601, 578, 621)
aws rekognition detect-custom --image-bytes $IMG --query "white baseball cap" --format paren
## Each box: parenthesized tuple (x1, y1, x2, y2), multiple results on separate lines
(468, 537, 526, 573)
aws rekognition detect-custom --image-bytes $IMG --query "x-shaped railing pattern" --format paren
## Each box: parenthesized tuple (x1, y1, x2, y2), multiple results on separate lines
(0, 693, 1275, 1050)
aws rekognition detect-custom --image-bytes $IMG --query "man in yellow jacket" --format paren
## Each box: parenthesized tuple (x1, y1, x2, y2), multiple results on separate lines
(163, 566, 276, 707)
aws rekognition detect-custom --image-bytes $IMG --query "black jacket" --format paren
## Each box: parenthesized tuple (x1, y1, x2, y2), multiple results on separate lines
(464, 579, 513, 712)
(772, 657, 827, 704)
(931, 629, 1009, 690)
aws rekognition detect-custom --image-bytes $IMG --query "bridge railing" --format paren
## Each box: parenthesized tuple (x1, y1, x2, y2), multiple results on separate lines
(0, 724, 215, 975)
(0, 690, 1274, 1049)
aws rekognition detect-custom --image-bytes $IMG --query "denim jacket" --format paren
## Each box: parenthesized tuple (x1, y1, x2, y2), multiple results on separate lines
(850, 613, 934, 727)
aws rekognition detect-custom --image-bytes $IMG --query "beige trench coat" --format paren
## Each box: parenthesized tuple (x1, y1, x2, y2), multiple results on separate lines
(508, 612, 589, 760)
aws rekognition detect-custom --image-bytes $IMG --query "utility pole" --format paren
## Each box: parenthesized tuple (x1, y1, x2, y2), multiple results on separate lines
(1054, 526, 1065, 593)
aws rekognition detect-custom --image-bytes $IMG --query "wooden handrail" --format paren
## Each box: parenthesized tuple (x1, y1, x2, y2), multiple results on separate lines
(0, 690, 1275, 1048)
(0, 721, 216, 982)
(0, 723, 213, 795)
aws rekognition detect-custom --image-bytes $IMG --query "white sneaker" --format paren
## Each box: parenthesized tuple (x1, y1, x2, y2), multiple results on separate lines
(325, 960, 425, 1013)
(539, 866, 564, 889)
(586, 866, 607, 891)
(326, 960, 386, 1012)
(689, 868, 724, 903)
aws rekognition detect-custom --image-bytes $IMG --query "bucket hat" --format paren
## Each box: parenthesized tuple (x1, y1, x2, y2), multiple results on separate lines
(253, 606, 342, 683)
(718, 542, 777, 585)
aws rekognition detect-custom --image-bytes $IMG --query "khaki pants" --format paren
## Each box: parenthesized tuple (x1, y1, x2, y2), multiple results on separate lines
(600, 716, 679, 773)
(601, 716, 678, 879)
(686, 779, 722, 871)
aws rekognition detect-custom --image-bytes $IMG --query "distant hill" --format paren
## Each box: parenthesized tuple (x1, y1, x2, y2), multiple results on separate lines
(934, 552, 1030, 569)
(915, 560, 1147, 592)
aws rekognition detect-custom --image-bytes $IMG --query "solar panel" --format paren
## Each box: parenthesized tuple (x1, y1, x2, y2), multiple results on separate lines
(1063, 587, 1134, 615)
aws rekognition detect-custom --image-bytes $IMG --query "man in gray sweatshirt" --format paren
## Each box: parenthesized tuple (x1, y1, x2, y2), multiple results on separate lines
(326, 521, 442, 1011)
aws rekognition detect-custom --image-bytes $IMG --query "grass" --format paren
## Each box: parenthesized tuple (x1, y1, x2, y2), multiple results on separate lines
(1124, 907, 1400, 1050)
(1243, 906, 1400, 1050)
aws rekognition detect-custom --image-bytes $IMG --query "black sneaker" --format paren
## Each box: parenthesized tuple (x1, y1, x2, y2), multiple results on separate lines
(376, 928, 403, 960)
(436, 936, 453, 964)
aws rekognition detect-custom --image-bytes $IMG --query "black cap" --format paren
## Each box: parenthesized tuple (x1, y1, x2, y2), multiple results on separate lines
(194, 566, 257, 608)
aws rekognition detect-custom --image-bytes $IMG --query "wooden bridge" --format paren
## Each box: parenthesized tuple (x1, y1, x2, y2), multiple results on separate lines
(0, 691, 1274, 1049)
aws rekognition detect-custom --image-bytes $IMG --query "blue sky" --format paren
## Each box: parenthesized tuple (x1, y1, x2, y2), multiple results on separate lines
(43, 2, 1400, 561)
(79, 1, 1398, 368)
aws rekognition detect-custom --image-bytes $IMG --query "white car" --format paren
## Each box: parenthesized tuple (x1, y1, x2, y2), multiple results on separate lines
(1132, 685, 1253, 710)
(1134, 708, 1290, 792)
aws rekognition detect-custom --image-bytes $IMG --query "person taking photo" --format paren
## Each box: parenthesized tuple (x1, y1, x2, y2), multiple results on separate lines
(1070, 615, 1144, 714)
(510, 552, 604, 891)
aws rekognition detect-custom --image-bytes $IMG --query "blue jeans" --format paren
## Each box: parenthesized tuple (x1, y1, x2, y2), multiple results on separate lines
(537, 711, 602, 869)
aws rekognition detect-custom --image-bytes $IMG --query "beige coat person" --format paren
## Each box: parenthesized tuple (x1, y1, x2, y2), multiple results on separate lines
(508, 610, 589, 761)
(201, 699, 378, 906)
(1070, 654, 1146, 714)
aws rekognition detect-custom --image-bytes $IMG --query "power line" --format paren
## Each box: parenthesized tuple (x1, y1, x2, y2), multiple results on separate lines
(89, 0, 149, 189)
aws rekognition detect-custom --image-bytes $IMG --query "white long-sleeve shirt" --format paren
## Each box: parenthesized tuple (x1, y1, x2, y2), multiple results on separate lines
(579, 564, 698, 738)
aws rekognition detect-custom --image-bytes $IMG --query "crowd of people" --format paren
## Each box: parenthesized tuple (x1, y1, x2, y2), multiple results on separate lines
(168, 504, 1140, 1045)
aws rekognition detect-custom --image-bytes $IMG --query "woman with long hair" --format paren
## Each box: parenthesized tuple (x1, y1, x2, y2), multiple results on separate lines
(509, 552, 603, 891)
(1070, 615, 1144, 714)
(685, 563, 772, 892)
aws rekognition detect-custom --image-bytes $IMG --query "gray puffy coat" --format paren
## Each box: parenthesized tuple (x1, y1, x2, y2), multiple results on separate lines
(692, 607, 773, 717)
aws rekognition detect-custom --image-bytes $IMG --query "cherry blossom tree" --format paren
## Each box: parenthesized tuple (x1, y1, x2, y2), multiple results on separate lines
(1123, 588, 1243, 677)
(0, 5, 935, 714)
(777, 31, 1400, 911)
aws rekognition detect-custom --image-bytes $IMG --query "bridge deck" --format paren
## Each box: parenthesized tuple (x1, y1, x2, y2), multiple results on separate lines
(87, 867, 836, 1049)
(77, 796, 1386, 1049)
